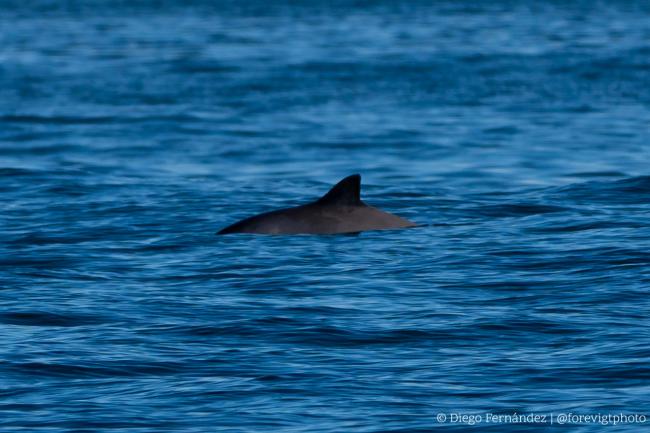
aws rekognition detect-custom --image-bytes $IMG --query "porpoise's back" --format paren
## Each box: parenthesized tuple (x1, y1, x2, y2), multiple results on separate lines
(217, 174, 416, 235)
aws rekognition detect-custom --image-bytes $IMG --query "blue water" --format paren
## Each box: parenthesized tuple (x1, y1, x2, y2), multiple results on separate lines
(2, 1, 650, 432)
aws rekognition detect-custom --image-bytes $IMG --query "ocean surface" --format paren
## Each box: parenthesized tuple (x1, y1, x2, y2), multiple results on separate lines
(1, 1, 650, 432)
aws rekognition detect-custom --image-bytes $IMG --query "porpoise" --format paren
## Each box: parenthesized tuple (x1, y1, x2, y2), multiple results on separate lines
(217, 174, 416, 235)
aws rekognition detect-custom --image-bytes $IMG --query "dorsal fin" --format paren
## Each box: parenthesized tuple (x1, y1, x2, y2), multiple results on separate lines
(316, 174, 362, 206)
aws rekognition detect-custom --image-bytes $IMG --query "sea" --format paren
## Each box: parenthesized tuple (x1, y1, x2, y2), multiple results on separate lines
(1, 1, 649, 432)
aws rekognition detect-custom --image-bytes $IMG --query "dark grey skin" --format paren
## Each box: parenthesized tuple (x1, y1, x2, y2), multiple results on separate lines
(217, 174, 416, 235)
